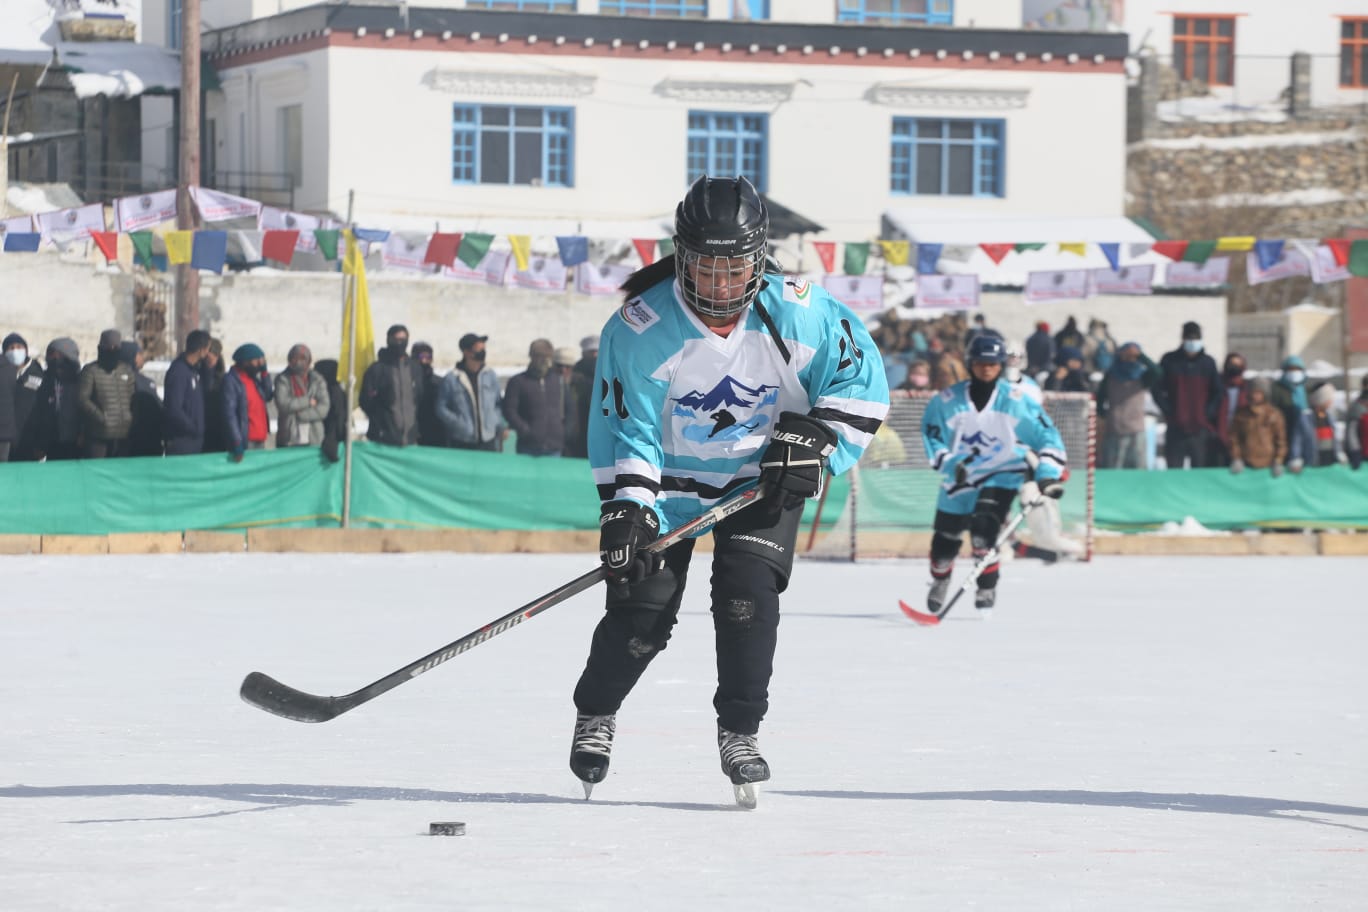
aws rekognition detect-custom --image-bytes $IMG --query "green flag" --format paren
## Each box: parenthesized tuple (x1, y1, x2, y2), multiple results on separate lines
(1013, 242, 1046, 253)
(313, 229, 339, 261)
(844, 242, 869, 275)
(1349, 240, 1368, 278)
(658, 237, 675, 257)
(1182, 240, 1217, 264)
(457, 232, 494, 269)
(129, 231, 155, 267)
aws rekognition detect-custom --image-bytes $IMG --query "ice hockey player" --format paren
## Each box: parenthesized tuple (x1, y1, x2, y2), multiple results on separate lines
(920, 333, 1067, 614)
(568, 175, 890, 805)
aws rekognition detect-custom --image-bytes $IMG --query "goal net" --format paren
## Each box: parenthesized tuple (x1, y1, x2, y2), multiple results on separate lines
(803, 390, 1095, 561)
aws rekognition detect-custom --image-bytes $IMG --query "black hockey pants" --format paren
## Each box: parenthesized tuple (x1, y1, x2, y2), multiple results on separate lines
(930, 487, 1016, 591)
(572, 500, 803, 736)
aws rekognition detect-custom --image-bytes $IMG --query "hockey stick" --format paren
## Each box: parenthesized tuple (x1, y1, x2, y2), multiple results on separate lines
(240, 485, 768, 723)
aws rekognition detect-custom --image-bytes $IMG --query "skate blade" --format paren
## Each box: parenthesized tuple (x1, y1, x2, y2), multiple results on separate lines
(733, 782, 759, 810)
(976, 608, 993, 621)
(581, 781, 595, 800)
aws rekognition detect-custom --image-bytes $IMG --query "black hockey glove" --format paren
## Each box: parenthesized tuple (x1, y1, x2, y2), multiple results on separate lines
(599, 500, 663, 593)
(1038, 477, 1066, 499)
(759, 412, 839, 506)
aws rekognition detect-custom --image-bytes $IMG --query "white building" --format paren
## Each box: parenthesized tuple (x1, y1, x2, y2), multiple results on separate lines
(133, 1, 1128, 244)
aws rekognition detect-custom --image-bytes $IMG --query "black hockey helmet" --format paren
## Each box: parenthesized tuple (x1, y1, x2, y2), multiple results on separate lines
(967, 331, 1007, 365)
(674, 175, 769, 318)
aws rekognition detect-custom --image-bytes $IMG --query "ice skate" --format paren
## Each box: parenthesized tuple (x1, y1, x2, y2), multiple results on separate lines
(569, 713, 616, 799)
(926, 576, 951, 615)
(719, 726, 770, 809)
(975, 587, 996, 618)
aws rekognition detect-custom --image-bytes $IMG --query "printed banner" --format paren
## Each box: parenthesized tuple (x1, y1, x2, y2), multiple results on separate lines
(441, 249, 510, 285)
(189, 186, 262, 223)
(574, 262, 633, 296)
(1024, 269, 1090, 303)
(821, 274, 884, 312)
(1246, 250, 1311, 286)
(1, 215, 35, 236)
(914, 272, 980, 309)
(259, 206, 321, 252)
(1165, 257, 1230, 287)
(1089, 264, 1155, 295)
(381, 233, 432, 273)
(36, 204, 106, 241)
(115, 188, 178, 233)
(507, 254, 569, 292)
(1308, 244, 1350, 284)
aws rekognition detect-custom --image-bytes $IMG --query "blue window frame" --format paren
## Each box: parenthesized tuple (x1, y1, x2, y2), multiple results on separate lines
(890, 118, 1004, 197)
(838, 0, 953, 26)
(730, 0, 769, 18)
(452, 105, 575, 187)
(686, 112, 767, 191)
(600, 0, 707, 17)
(168, 0, 182, 49)
(463, 0, 577, 10)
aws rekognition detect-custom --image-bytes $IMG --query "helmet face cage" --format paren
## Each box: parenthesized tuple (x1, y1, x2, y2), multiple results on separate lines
(673, 175, 769, 319)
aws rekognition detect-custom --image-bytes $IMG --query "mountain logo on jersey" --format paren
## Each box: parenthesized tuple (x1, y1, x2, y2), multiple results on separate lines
(671, 376, 779, 443)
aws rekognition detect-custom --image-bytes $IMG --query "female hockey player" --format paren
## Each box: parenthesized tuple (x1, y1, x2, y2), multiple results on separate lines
(921, 333, 1067, 615)
(569, 176, 889, 804)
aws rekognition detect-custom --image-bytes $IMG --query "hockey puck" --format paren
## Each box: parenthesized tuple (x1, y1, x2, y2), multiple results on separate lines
(429, 821, 465, 836)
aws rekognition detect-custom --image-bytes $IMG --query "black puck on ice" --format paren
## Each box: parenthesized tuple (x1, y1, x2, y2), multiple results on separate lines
(429, 821, 465, 836)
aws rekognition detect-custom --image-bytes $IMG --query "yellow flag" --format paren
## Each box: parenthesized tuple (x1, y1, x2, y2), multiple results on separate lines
(165, 230, 193, 264)
(1058, 242, 1087, 257)
(1215, 236, 1256, 252)
(508, 234, 532, 272)
(340, 230, 377, 408)
(878, 240, 910, 266)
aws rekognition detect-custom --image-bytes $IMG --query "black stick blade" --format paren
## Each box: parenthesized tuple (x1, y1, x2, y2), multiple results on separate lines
(240, 671, 345, 723)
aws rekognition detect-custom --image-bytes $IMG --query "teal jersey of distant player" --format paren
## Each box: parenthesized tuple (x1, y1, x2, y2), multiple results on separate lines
(921, 379, 1067, 515)
(589, 274, 891, 534)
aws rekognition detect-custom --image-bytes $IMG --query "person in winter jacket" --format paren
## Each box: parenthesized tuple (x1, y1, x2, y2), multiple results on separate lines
(1081, 318, 1117, 375)
(163, 330, 210, 455)
(1154, 321, 1222, 468)
(1347, 374, 1368, 470)
(360, 324, 422, 447)
(1044, 345, 1092, 394)
(1052, 316, 1084, 354)
(33, 338, 82, 460)
(119, 340, 164, 457)
(200, 338, 228, 453)
(4, 333, 43, 461)
(1307, 382, 1343, 468)
(1229, 377, 1287, 474)
(1096, 342, 1159, 469)
(1269, 355, 1314, 473)
(0, 341, 15, 462)
(77, 329, 135, 458)
(503, 338, 565, 456)
(223, 343, 273, 461)
(411, 342, 445, 447)
(273, 344, 330, 448)
(312, 359, 350, 463)
(1024, 321, 1054, 379)
(436, 332, 504, 451)
(1214, 352, 1248, 466)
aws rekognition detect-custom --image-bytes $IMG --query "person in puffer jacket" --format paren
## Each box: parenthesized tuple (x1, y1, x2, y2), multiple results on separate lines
(77, 329, 135, 458)
(1228, 377, 1287, 475)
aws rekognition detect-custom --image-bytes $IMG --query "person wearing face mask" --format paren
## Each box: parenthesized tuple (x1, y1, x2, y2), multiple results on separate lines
(118, 340, 164, 457)
(1214, 352, 1248, 467)
(1270, 355, 1315, 473)
(273, 343, 330, 448)
(360, 324, 422, 447)
(1097, 342, 1159, 469)
(1154, 321, 1222, 469)
(223, 342, 274, 462)
(33, 338, 83, 460)
(200, 338, 229, 453)
(1001, 343, 1042, 404)
(436, 333, 505, 451)
(898, 359, 933, 393)
(164, 330, 211, 455)
(77, 329, 136, 459)
(410, 342, 444, 448)
(501, 338, 565, 456)
(3, 333, 45, 461)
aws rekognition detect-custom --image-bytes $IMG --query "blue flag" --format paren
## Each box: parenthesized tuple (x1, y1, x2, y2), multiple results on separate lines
(556, 236, 589, 267)
(191, 231, 229, 274)
(1254, 239, 1284, 271)
(2, 232, 42, 253)
(1099, 243, 1120, 272)
(915, 243, 942, 275)
(354, 227, 390, 244)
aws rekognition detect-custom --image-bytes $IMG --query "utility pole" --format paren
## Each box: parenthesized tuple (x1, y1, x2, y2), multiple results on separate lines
(175, 0, 202, 353)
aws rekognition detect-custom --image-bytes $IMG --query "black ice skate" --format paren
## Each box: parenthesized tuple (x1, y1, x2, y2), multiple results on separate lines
(718, 726, 770, 809)
(927, 576, 951, 614)
(569, 712, 616, 799)
(975, 587, 996, 617)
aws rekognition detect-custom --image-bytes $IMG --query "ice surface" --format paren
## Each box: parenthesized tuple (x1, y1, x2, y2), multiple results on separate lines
(2, 553, 1365, 910)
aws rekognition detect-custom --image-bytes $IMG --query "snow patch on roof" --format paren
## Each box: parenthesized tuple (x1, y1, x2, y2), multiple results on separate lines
(1133, 129, 1361, 152)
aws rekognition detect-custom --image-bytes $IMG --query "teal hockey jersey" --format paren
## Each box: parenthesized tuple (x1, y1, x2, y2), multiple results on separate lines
(589, 274, 890, 534)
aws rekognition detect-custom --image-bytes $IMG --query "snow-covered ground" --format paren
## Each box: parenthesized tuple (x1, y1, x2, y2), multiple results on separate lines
(3, 553, 1365, 910)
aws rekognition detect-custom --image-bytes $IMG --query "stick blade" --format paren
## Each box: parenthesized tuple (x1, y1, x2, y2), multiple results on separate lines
(898, 600, 942, 627)
(240, 671, 344, 723)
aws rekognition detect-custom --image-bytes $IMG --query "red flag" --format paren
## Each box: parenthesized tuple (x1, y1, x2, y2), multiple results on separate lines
(979, 243, 1013, 265)
(812, 241, 836, 274)
(424, 232, 462, 268)
(91, 231, 118, 263)
(262, 230, 300, 265)
(632, 238, 657, 266)
(1323, 238, 1351, 267)
(1151, 240, 1189, 261)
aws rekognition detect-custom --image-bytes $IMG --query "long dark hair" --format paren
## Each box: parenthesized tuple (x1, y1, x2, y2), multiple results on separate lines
(620, 254, 676, 299)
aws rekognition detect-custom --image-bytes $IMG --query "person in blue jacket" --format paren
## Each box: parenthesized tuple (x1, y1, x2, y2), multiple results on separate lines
(568, 176, 890, 800)
(921, 333, 1067, 614)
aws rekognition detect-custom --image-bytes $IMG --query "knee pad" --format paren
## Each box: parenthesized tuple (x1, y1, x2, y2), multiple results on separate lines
(969, 514, 1002, 552)
(931, 529, 963, 564)
(711, 552, 780, 633)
